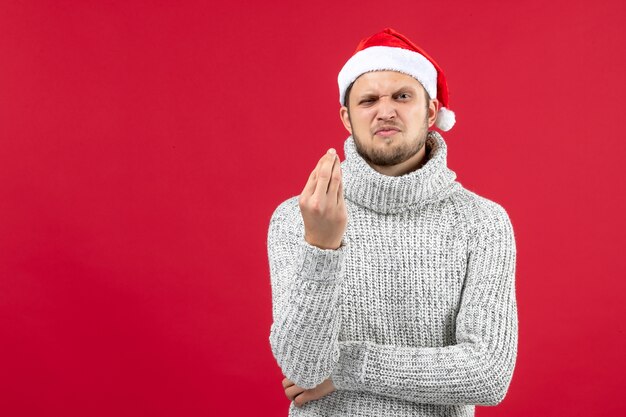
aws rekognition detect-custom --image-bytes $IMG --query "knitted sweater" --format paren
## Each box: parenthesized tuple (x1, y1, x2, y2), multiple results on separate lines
(267, 131, 518, 417)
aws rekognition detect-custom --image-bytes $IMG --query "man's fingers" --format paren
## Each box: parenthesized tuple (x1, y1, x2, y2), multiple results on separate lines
(337, 176, 345, 206)
(285, 384, 306, 401)
(301, 168, 318, 197)
(282, 378, 306, 402)
(301, 149, 335, 198)
(290, 379, 335, 408)
(313, 150, 338, 198)
(293, 388, 317, 407)
(293, 391, 308, 407)
(327, 158, 342, 198)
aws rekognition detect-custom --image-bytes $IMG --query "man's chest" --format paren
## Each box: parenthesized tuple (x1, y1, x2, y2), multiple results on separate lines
(339, 208, 468, 346)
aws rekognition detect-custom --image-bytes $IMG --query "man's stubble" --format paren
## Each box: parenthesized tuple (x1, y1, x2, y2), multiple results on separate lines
(348, 110, 429, 168)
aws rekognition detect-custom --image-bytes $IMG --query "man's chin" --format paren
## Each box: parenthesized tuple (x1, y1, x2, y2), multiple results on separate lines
(373, 136, 397, 146)
(354, 135, 411, 164)
(363, 150, 410, 167)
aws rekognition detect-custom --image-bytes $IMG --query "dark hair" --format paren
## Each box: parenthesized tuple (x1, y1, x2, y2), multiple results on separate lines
(343, 82, 355, 107)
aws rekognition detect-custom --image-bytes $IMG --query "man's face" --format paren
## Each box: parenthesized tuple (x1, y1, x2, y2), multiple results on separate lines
(340, 70, 439, 173)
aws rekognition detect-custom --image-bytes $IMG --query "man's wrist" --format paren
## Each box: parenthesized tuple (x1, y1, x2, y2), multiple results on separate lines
(304, 234, 343, 250)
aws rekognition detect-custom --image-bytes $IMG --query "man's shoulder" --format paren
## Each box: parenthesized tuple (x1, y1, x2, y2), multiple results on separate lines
(450, 187, 514, 239)
(452, 187, 510, 218)
(268, 195, 303, 230)
(271, 195, 300, 217)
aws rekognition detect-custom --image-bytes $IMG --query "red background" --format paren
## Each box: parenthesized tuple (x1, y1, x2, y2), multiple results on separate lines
(1, 1, 625, 416)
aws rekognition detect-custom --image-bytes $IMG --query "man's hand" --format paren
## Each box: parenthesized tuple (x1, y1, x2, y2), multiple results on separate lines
(299, 148, 348, 250)
(282, 377, 336, 408)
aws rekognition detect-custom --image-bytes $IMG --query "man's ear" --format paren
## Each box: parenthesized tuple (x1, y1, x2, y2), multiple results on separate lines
(427, 98, 440, 128)
(339, 106, 352, 134)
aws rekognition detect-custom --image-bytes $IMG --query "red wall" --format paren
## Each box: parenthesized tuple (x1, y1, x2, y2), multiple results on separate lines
(1, 1, 624, 415)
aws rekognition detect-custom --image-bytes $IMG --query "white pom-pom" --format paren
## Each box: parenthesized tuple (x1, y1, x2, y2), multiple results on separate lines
(435, 107, 456, 131)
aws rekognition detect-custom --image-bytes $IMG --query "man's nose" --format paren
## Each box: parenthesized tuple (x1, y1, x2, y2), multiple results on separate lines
(376, 97, 396, 120)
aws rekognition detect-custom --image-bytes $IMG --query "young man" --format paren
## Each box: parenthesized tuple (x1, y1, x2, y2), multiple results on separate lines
(267, 27, 518, 417)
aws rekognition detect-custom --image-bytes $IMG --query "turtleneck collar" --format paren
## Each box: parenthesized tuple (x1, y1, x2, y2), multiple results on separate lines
(341, 130, 462, 214)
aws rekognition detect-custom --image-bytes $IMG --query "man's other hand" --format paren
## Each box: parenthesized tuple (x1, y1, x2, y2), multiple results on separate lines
(299, 148, 348, 250)
(282, 377, 336, 408)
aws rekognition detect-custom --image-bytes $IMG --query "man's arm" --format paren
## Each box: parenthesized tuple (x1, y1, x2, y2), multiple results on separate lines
(330, 203, 518, 406)
(268, 149, 348, 390)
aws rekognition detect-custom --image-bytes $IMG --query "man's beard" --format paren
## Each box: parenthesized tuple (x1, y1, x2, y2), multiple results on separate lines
(353, 125, 429, 167)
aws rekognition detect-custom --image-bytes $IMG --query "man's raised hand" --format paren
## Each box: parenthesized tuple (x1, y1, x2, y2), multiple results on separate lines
(298, 148, 347, 250)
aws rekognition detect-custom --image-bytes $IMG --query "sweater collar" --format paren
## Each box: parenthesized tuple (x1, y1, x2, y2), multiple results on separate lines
(341, 131, 461, 214)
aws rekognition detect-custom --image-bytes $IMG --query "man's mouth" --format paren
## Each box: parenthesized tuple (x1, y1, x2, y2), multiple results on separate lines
(375, 127, 400, 137)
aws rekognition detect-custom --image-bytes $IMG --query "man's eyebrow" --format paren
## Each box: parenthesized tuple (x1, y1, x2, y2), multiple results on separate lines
(354, 93, 379, 103)
(393, 86, 418, 94)
(358, 86, 418, 97)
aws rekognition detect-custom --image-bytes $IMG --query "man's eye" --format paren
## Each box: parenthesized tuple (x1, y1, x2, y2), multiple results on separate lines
(397, 93, 410, 100)
(360, 98, 375, 104)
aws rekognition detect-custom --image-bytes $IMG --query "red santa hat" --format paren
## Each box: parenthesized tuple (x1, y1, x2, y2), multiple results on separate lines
(338, 27, 456, 131)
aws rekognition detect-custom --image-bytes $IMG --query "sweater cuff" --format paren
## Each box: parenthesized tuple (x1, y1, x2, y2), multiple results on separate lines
(297, 238, 347, 282)
(330, 341, 369, 391)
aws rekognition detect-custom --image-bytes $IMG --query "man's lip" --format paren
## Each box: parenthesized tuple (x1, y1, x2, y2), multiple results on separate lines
(375, 128, 400, 136)
(375, 127, 400, 134)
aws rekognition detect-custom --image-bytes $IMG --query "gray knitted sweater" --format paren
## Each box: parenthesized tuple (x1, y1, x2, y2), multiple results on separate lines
(267, 131, 517, 417)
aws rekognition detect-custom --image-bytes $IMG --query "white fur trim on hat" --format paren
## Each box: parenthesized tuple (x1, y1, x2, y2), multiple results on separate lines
(435, 107, 456, 131)
(338, 45, 438, 105)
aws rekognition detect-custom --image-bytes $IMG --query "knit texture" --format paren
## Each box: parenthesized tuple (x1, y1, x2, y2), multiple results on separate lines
(267, 131, 518, 417)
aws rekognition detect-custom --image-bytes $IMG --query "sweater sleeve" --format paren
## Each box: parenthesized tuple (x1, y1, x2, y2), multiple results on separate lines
(267, 198, 347, 389)
(330, 204, 518, 406)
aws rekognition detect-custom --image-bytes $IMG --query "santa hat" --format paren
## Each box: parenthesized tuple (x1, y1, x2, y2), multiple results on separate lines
(338, 27, 456, 131)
